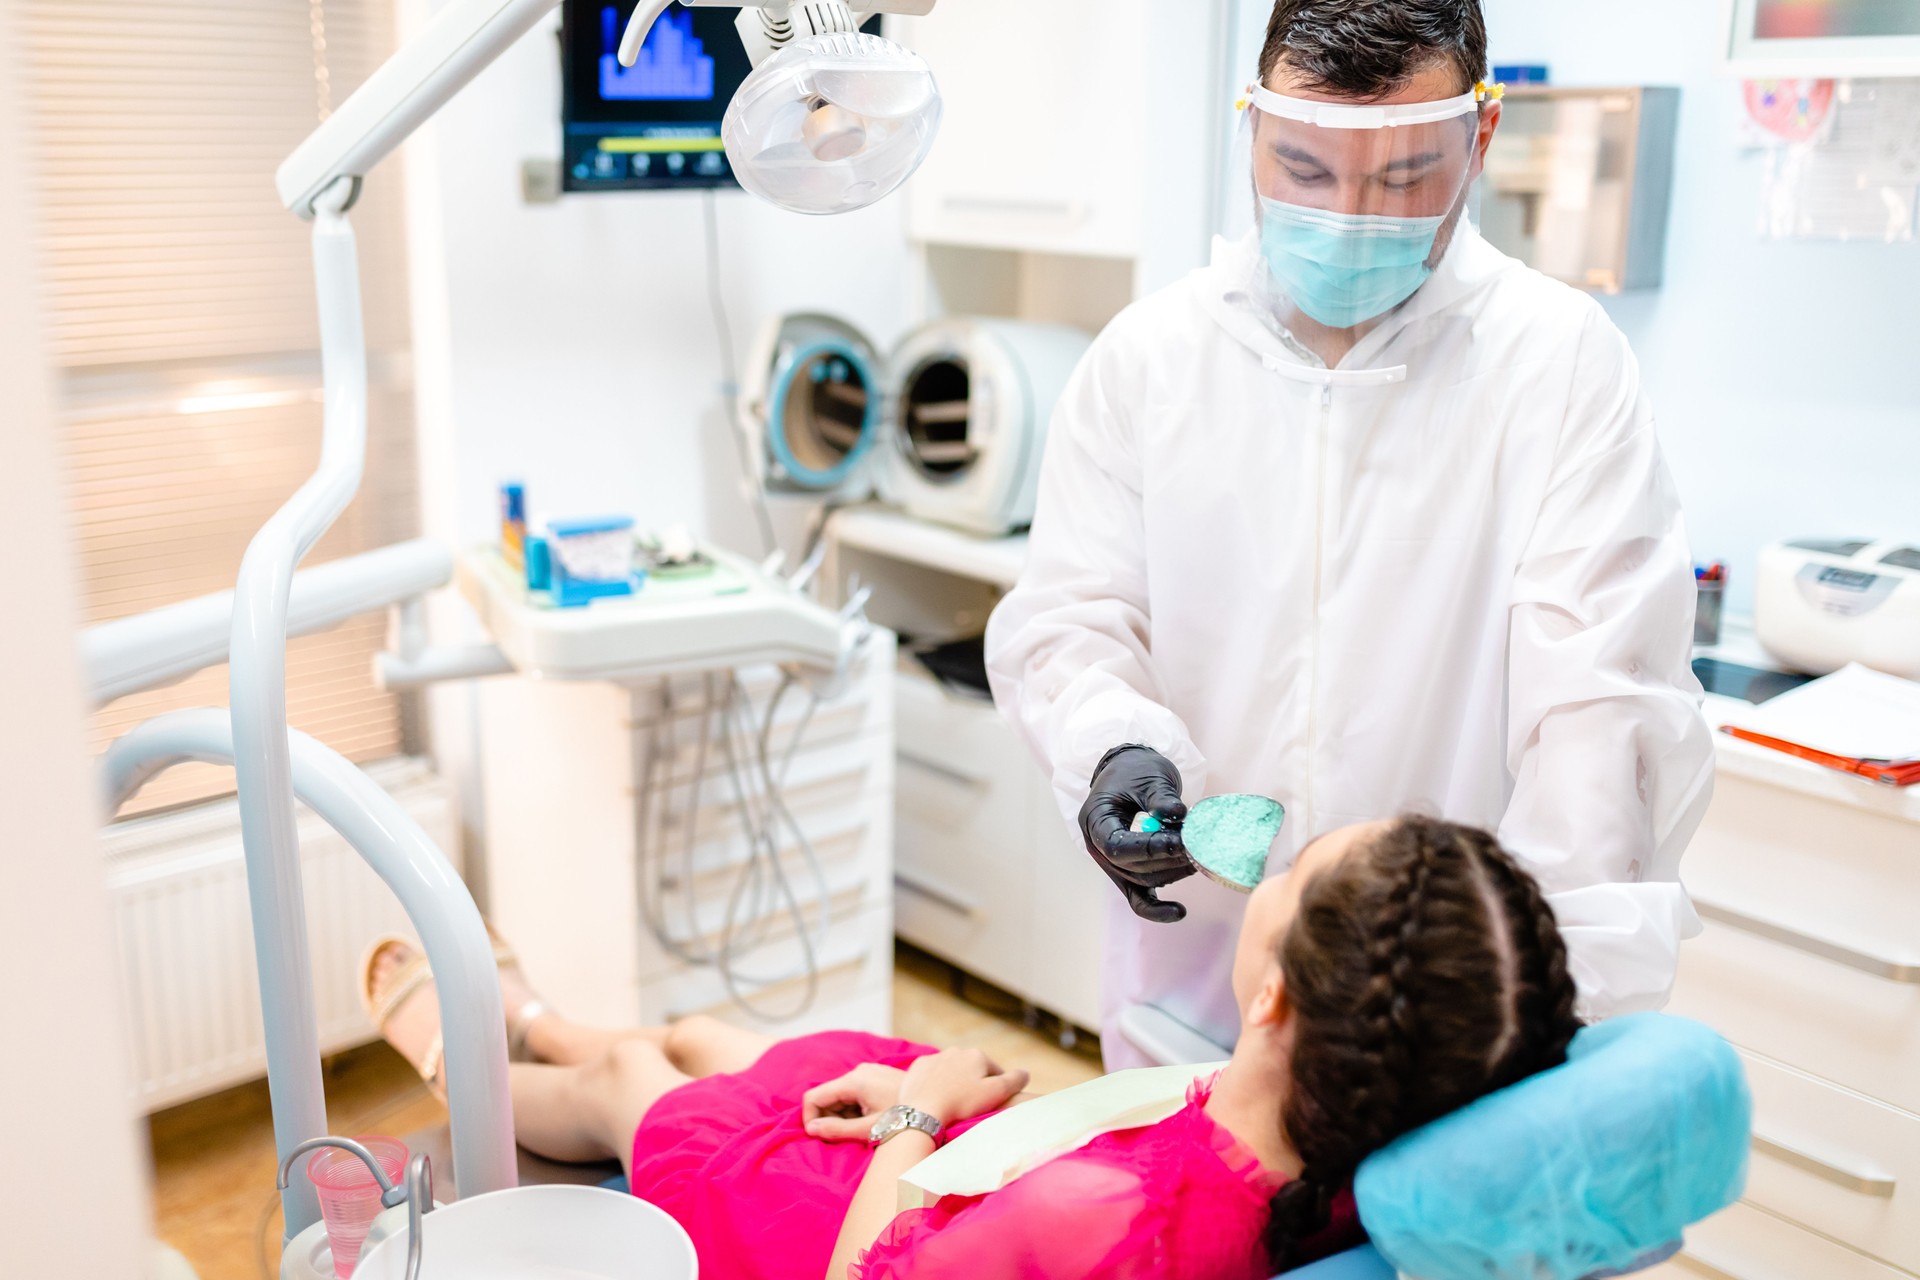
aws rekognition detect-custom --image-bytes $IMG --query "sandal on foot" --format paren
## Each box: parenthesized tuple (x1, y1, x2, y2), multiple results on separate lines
(481, 924, 549, 1061)
(359, 929, 554, 1081)
(359, 935, 446, 1098)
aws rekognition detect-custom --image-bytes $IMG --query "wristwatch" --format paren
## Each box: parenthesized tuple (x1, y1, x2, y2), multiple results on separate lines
(868, 1104, 944, 1148)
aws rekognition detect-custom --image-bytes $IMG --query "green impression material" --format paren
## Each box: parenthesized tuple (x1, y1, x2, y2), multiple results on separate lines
(1183, 794, 1286, 892)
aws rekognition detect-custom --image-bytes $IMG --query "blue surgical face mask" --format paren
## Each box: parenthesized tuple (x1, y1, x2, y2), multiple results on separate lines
(1258, 197, 1448, 330)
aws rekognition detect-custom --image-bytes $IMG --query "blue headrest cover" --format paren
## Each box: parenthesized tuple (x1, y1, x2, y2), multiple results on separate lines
(1353, 1013, 1750, 1280)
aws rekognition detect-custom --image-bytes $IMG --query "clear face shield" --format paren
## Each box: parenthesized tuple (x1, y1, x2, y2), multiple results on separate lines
(1232, 83, 1497, 332)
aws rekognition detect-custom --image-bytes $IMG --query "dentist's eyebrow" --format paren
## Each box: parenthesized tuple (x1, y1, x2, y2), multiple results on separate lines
(1270, 142, 1333, 172)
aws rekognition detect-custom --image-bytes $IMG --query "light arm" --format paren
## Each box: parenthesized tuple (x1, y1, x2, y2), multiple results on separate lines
(278, 0, 566, 216)
(282, 0, 940, 216)
(618, 0, 936, 69)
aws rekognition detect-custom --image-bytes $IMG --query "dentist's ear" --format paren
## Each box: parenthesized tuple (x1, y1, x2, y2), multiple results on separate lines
(1469, 99, 1502, 181)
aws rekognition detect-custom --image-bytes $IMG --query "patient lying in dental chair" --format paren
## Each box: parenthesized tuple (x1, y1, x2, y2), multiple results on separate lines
(365, 815, 1582, 1280)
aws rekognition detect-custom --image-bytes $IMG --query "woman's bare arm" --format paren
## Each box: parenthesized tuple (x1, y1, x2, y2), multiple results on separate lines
(824, 1129, 938, 1280)
(820, 1049, 1029, 1279)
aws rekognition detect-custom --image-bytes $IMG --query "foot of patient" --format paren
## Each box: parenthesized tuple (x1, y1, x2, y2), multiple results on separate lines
(369, 940, 669, 1086)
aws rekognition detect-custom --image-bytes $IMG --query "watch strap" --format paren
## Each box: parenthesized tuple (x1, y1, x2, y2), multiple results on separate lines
(870, 1104, 944, 1147)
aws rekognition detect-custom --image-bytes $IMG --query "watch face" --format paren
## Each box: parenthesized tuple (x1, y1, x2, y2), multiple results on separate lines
(871, 1105, 940, 1145)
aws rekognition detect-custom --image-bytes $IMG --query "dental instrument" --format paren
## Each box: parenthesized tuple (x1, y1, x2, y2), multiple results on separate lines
(1160, 793, 1287, 893)
(1132, 792, 1287, 893)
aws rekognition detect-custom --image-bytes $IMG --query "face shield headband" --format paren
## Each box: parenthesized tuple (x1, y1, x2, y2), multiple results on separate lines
(1237, 82, 1500, 331)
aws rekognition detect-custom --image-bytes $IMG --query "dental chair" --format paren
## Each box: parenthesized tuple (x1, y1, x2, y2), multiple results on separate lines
(1123, 1006, 1751, 1280)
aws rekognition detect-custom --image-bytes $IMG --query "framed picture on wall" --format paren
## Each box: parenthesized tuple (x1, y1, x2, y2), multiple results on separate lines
(1725, 0, 1920, 76)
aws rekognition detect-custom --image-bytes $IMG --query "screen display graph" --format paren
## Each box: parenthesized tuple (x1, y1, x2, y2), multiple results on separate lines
(600, 5, 716, 101)
(561, 1, 880, 195)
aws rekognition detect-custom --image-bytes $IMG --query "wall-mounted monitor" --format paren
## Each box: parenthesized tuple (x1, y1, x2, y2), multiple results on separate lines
(1725, 0, 1920, 76)
(561, 1, 881, 195)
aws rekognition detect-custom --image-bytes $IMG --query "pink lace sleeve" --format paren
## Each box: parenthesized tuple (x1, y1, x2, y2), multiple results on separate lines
(851, 1155, 1276, 1279)
(851, 1158, 1151, 1280)
(850, 1086, 1283, 1280)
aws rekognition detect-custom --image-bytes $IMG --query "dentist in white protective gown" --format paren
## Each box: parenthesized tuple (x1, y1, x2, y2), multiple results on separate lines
(985, 0, 1715, 1069)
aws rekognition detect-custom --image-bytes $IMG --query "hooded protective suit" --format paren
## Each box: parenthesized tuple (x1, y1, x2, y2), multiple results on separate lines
(985, 223, 1715, 1068)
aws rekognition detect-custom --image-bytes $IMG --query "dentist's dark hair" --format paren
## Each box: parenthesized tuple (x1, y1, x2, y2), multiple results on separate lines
(1259, 0, 1489, 98)
(1263, 816, 1581, 1271)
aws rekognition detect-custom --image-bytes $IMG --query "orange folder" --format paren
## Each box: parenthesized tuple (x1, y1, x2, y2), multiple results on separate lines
(1721, 726, 1920, 787)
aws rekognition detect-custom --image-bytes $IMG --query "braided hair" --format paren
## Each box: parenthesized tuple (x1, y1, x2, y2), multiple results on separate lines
(1263, 816, 1582, 1271)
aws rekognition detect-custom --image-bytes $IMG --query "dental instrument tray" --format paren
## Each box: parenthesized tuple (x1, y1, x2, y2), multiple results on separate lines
(457, 544, 851, 681)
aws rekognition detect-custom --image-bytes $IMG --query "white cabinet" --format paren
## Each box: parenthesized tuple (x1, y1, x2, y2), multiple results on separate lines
(1650, 693, 1920, 1280)
(897, 0, 1148, 258)
(477, 636, 897, 1037)
(895, 0, 1229, 282)
(824, 506, 1107, 1032)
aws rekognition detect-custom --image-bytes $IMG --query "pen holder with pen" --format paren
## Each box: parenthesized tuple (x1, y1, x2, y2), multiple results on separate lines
(1694, 565, 1727, 646)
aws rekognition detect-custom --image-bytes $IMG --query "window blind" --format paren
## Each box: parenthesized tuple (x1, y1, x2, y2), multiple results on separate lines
(23, 0, 422, 816)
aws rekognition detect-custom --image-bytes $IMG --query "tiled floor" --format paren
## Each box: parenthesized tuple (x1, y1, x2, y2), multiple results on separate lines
(149, 944, 1102, 1280)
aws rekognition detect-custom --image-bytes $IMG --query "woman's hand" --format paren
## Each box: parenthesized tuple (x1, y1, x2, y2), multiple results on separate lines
(899, 1048, 1030, 1128)
(802, 1063, 907, 1141)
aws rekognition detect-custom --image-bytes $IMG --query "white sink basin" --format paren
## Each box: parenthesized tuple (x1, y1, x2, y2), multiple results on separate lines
(354, 1185, 696, 1279)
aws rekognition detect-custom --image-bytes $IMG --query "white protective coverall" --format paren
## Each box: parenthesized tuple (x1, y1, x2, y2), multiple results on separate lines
(985, 223, 1716, 1068)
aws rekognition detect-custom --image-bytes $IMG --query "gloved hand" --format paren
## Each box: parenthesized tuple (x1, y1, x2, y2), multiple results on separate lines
(1079, 744, 1194, 924)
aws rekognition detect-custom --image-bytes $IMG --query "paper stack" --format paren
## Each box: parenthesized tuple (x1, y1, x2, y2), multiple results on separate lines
(1720, 663, 1920, 786)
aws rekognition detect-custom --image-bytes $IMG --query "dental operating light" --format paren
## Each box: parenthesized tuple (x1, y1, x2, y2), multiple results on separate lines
(627, 0, 941, 214)
(278, 0, 941, 218)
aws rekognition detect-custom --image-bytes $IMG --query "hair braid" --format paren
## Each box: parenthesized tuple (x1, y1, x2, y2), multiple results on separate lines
(1261, 816, 1584, 1272)
(1263, 824, 1446, 1269)
(1475, 847, 1582, 1080)
(1353, 831, 1438, 1139)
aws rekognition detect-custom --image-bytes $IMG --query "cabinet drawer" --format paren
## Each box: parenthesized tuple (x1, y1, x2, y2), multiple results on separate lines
(1668, 920, 1920, 1114)
(1737, 1051, 1920, 1272)
(1687, 770, 1920, 970)
(895, 801, 1033, 997)
(893, 669, 1046, 993)
(1639, 1201, 1909, 1280)
(642, 901, 894, 1025)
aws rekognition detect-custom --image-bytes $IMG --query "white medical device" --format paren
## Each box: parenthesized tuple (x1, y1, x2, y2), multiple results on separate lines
(738, 313, 1092, 535)
(1756, 538, 1920, 679)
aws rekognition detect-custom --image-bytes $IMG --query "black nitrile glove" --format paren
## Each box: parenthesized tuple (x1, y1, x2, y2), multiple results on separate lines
(1079, 744, 1195, 924)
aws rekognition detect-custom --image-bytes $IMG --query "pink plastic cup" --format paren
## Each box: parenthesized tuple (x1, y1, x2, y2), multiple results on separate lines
(308, 1136, 408, 1279)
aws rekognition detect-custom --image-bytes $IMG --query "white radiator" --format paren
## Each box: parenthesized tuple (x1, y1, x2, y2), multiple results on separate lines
(99, 757, 460, 1113)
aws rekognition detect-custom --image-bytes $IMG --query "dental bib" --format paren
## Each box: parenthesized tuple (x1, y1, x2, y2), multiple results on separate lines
(897, 1063, 1225, 1211)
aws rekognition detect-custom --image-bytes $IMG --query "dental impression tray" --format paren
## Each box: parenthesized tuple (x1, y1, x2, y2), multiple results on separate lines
(1142, 794, 1286, 892)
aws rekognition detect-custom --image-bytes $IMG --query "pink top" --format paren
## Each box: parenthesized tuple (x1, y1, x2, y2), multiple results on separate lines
(854, 1074, 1356, 1280)
(627, 1031, 1359, 1280)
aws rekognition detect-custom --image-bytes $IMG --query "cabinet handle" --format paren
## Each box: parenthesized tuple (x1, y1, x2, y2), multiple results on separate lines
(1695, 899, 1920, 985)
(1752, 1131, 1898, 1198)
(895, 869, 982, 917)
(941, 195, 1086, 225)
